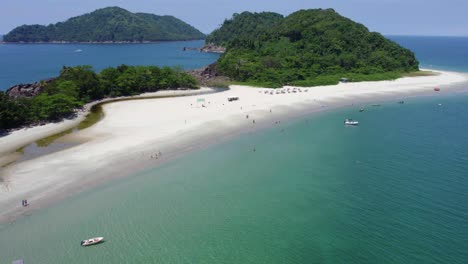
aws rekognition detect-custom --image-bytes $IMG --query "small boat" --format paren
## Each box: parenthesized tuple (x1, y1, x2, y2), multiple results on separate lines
(434, 87, 441, 91)
(81, 237, 104, 246)
(344, 119, 359, 125)
(398, 101, 405, 104)
(359, 108, 365, 112)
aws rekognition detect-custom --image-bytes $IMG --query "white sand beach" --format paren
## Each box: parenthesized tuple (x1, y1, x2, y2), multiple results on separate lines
(0, 70, 466, 223)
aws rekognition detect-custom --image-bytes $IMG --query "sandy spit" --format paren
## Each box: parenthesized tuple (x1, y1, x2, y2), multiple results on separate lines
(0, 70, 466, 224)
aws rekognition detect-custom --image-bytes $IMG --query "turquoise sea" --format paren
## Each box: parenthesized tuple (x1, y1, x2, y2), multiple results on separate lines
(1, 37, 468, 263)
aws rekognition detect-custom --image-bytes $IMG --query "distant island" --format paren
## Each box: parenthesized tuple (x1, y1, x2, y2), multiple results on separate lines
(1, 8, 423, 131)
(3, 7, 205, 43)
(205, 9, 419, 87)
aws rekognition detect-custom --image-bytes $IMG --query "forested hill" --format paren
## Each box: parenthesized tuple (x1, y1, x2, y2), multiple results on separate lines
(205, 12, 283, 47)
(0, 65, 199, 130)
(3, 7, 205, 42)
(210, 9, 419, 87)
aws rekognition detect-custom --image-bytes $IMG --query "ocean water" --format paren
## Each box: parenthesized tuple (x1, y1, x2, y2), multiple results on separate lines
(1, 93, 468, 263)
(1, 36, 466, 90)
(0, 40, 219, 90)
(389, 36, 468, 72)
(1, 37, 468, 263)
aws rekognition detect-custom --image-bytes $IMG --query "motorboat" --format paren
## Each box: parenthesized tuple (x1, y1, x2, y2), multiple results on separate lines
(81, 237, 104, 246)
(344, 119, 359, 125)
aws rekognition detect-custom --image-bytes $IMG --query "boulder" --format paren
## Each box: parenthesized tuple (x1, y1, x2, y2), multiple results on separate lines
(6, 78, 54, 99)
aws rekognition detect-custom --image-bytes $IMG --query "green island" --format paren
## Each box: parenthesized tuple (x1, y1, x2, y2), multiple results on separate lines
(0, 65, 199, 130)
(207, 9, 419, 87)
(3, 7, 205, 42)
(1, 8, 423, 131)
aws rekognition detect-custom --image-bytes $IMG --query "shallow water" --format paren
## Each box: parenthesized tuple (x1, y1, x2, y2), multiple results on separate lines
(1, 94, 467, 263)
(1, 36, 468, 263)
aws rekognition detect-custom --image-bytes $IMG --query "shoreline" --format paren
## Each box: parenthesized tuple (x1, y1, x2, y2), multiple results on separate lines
(1, 70, 467, 225)
(0, 39, 205, 45)
(0, 88, 218, 168)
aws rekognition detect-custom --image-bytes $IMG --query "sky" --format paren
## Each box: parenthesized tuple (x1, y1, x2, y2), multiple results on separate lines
(1, 0, 468, 36)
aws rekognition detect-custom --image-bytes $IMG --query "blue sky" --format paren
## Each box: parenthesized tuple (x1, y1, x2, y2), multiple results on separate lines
(1, 0, 467, 36)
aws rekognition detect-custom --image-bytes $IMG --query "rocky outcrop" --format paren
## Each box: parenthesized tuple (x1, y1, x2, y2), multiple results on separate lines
(182, 44, 226, 53)
(6, 78, 54, 99)
(200, 44, 225, 53)
(188, 63, 222, 82)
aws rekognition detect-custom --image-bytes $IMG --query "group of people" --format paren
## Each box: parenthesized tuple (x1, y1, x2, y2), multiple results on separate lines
(21, 199, 28, 207)
(150, 151, 162, 159)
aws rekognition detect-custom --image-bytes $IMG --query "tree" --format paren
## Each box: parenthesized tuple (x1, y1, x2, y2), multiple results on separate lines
(210, 9, 419, 87)
(30, 93, 81, 121)
(0, 92, 29, 129)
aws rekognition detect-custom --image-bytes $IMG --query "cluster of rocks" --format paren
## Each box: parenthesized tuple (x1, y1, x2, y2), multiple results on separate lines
(5, 78, 54, 99)
(200, 44, 226, 53)
(182, 44, 226, 54)
(188, 63, 228, 84)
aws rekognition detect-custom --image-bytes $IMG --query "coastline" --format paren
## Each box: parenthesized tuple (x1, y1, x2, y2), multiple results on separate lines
(0, 39, 205, 45)
(0, 88, 217, 167)
(1, 70, 467, 225)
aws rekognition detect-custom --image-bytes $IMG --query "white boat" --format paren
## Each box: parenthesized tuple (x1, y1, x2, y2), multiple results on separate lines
(81, 237, 104, 246)
(344, 119, 359, 125)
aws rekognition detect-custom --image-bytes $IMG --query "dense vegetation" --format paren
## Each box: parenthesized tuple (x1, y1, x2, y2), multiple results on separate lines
(205, 12, 283, 47)
(0, 65, 198, 130)
(210, 9, 419, 87)
(4, 7, 205, 42)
